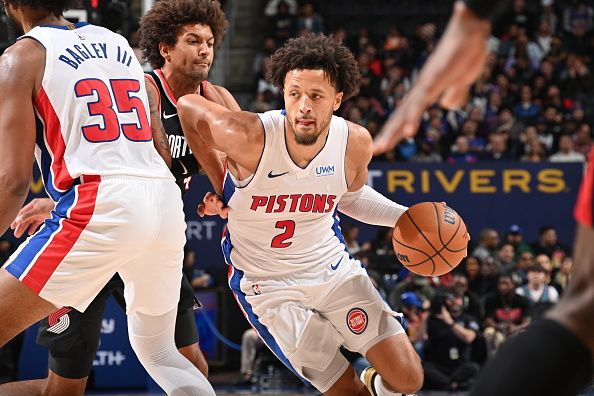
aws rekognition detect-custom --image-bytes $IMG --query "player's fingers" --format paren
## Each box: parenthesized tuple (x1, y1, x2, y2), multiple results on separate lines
(219, 207, 229, 220)
(27, 221, 42, 236)
(439, 84, 470, 110)
(197, 203, 206, 218)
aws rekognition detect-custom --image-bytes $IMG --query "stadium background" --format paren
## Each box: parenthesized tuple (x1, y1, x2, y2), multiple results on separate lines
(0, 0, 593, 394)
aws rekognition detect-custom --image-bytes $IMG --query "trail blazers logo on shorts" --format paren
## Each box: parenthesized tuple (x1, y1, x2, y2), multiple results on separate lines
(346, 308, 368, 335)
(47, 307, 72, 334)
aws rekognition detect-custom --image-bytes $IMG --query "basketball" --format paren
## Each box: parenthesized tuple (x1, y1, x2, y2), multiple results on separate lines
(393, 202, 470, 276)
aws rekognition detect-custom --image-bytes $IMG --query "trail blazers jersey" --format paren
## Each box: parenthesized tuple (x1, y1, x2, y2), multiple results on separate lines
(222, 110, 351, 277)
(145, 69, 202, 191)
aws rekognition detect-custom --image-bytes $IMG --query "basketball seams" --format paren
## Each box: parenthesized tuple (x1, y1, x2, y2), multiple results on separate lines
(404, 211, 439, 255)
(392, 236, 437, 274)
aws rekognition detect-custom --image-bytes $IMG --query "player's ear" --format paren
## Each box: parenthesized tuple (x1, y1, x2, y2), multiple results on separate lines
(333, 92, 344, 112)
(159, 42, 172, 63)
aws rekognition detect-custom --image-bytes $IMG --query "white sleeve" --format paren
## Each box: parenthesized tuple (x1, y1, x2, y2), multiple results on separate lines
(337, 185, 408, 228)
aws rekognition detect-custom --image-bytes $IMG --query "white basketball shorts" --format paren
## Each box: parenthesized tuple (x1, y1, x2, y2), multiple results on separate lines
(3, 175, 185, 316)
(227, 251, 405, 392)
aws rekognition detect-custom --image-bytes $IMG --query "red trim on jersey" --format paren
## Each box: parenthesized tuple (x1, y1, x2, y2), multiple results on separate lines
(145, 73, 162, 114)
(574, 148, 594, 227)
(22, 179, 100, 293)
(155, 69, 178, 106)
(35, 87, 74, 192)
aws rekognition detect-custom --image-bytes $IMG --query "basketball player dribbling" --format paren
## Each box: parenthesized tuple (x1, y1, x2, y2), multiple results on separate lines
(0, 1, 232, 395)
(373, 1, 594, 395)
(178, 34, 423, 396)
(0, 1, 214, 394)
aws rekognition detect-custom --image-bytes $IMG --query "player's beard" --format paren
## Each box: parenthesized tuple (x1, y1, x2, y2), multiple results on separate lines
(292, 115, 331, 146)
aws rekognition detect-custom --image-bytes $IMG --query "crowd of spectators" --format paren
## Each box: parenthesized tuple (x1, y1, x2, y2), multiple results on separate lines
(342, 222, 573, 391)
(253, 0, 593, 165)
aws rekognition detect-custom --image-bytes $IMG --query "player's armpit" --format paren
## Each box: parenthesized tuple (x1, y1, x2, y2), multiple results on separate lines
(145, 76, 172, 168)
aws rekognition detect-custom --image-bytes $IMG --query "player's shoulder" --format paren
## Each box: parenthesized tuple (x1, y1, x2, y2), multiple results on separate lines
(345, 119, 373, 156)
(0, 38, 45, 85)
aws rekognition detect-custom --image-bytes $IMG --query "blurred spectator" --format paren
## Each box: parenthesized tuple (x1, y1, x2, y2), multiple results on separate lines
(238, 328, 264, 385)
(296, 2, 324, 35)
(548, 134, 586, 162)
(342, 222, 370, 256)
(447, 136, 479, 164)
(266, 0, 296, 43)
(475, 256, 500, 296)
(183, 247, 213, 289)
(390, 274, 435, 310)
(514, 84, 540, 124)
(264, 0, 297, 17)
(482, 133, 514, 160)
(463, 257, 482, 296)
(495, 242, 516, 273)
(422, 288, 480, 391)
(399, 292, 427, 354)
(574, 122, 592, 157)
(554, 256, 573, 293)
(515, 263, 559, 306)
(483, 273, 531, 358)
(530, 225, 570, 260)
(472, 228, 500, 262)
(410, 137, 443, 163)
(511, 251, 535, 286)
(505, 224, 533, 261)
(451, 273, 482, 320)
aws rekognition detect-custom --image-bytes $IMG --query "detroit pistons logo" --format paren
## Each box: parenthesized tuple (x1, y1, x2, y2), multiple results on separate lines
(47, 307, 72, 334)
(346, 308, 368, 335)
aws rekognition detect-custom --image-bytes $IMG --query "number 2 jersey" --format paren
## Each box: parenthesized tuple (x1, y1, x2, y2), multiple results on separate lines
(23, 22, 171, 201)
(222, 110, 351, 277)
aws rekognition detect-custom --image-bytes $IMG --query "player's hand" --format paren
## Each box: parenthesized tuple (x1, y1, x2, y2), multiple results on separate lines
(372, 1, 490, 156)
(437, 305, 454, 326)
(10, 198, 54, 238)
(197, 192, 229, 219)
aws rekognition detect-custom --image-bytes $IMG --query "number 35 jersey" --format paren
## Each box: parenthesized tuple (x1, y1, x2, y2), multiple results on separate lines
(222, 110, 350, 278)
(24, 23, 171, 201)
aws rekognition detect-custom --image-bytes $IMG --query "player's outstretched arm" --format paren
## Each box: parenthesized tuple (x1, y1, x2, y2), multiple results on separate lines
(338, 122, 408, 228)
(145, 76, 172, 168)
(178, 94, 264, 176)
(372, 1, 491, 155)
(0, 40, 43, 236)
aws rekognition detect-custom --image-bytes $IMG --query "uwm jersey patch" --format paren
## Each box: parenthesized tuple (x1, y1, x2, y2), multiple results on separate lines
(222, 110, 351, 277)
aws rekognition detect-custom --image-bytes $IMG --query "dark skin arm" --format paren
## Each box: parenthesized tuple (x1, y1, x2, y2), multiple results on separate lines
(145, 76, 172, 168)
(0, 39, 44, 236)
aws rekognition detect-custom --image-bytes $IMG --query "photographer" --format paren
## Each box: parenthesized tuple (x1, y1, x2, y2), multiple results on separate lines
(422, 288, 481, 391)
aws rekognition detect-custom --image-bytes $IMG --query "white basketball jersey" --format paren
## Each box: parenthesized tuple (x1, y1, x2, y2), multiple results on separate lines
(24, 23, 171, 201)
(222, 110, 351, 277)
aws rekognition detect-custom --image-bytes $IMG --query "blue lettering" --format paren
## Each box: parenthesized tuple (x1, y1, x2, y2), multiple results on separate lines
(91, 43, 103, 58)
(65, 49, 84, 64)
(59, 55, 79, 69)
(73, 44, 90, 59)
(98, 43, 107, 59)
(81, 43, 96, 59)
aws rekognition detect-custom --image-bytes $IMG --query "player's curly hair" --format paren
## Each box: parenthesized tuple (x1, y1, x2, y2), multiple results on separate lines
(3, 0, 81, 16)
(266, 34, 361, 100)
(139, 0, 227, 69)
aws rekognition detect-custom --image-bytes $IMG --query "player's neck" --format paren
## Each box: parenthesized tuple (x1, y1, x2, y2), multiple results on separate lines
(25, 12, 69, 33)
(284, 121, 330, 168)
(161, 67, 202, 100)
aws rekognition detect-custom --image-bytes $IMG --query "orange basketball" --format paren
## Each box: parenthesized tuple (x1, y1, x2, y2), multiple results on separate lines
(393, 202, 470, 276)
